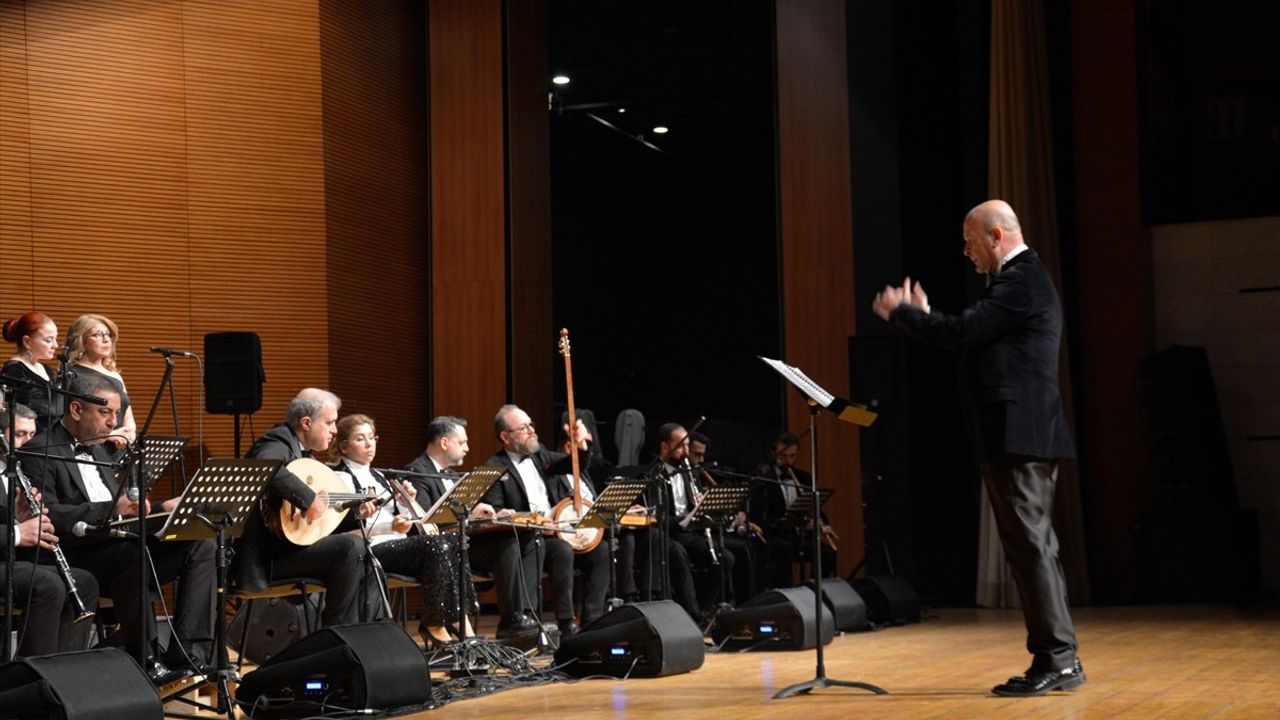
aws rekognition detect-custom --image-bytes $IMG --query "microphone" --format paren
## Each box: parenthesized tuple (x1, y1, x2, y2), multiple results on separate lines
(148, 346, 198, 359)
(72, 521, 138, 539)
(337, 495, 390, 511)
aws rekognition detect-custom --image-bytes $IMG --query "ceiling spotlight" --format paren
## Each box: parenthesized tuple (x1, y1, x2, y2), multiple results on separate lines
(552, 75, 571, 86)
(617, 107, 627, 114)
(652, 125, 669, 134)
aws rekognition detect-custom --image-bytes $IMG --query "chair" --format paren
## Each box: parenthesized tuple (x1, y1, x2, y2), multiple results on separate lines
(227, 578, 326, 669)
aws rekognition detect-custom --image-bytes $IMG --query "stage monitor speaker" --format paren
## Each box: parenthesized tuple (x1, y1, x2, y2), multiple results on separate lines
(554, 600, 705, 678)
(0, 647, 163, 720)
(805, 577, 869, 631)
(709, 585, 835, 651)
(235, 622, 431, 717)
(853, 575, 920, 625)
(204, 331, 264, 415)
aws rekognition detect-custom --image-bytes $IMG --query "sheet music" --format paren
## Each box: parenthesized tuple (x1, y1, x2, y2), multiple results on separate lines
(760, 356, 834, 407)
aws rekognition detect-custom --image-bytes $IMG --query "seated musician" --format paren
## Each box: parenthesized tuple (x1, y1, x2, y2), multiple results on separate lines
(230, 388, 380, 628)
(1, 403, 100, 657)
(637, 422, 734, 621)
(404, 415, 541, 641)
(330, 413, 477, 649)
(482, 404, 609, 638)
(22, 376, 214, 684)
(542, 415, 621, 626)
(748, 432, 837, 589)
(688, 431, 760, 605)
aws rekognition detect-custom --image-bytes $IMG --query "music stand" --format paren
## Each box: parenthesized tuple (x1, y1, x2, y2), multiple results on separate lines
(778, 487, 834, 528)
(683, 485, 751, 623)
(162, 457, 281, 720)
(423, 466, 505, 648)
(760, 356, 884, 699)
(577, 481, 647, 611)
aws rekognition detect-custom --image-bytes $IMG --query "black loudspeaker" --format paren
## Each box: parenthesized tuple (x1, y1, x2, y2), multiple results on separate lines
(709, 586, 835, 651)
(0, 647, 163, 720)
(805, 577, 869, 631)
(236, 623, 431, 716)
(554, 600, 705, 678)
(853, 575, 920, 625)
(204, 331, 264, 415)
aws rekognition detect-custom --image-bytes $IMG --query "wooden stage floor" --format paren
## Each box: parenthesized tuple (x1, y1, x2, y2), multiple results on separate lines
(170, 604, 1278, 719)
(410, 605, 1279, 720)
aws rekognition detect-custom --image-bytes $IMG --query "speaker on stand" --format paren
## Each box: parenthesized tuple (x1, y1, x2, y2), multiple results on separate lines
(204, 331, 264, 457)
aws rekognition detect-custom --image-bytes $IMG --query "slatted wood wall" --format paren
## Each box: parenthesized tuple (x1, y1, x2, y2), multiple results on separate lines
(0, 0, 433, 484)
(776, 0, 864, 577)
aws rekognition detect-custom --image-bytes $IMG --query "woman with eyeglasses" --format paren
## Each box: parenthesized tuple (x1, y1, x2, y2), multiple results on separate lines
(330, 413, 476, 649)
(64, 315, 136, 449)
(2, 311, 63, 431)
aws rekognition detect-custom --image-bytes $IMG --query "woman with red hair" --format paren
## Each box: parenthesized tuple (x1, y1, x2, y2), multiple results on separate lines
(2, 312, 63, 431)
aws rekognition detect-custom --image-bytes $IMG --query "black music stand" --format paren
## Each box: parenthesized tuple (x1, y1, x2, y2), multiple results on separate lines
(778, 487, 834, 528)
(682, 485, 751, 624)
(578, 481, 647, 612)
(760, 356, 884, 699)
(162, 457, 281, 720)
(424, 466, 505, 651)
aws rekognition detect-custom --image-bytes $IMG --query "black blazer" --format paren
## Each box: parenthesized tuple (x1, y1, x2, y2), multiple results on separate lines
(482, 448, 557, 513)
(890, 247, 1076, 461)
(229, 424, 321, 592)
(403, 452, 452, 507)
(19, 422, 121, 550)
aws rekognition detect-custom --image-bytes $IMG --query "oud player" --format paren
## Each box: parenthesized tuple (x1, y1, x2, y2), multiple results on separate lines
(230, 388, 381, 627)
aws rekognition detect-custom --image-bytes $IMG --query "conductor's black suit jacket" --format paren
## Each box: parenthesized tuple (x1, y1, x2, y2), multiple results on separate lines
(889, 247, 1075, 462)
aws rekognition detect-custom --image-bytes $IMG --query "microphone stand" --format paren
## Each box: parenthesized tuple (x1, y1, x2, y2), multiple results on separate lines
(2, 389, 16, 661)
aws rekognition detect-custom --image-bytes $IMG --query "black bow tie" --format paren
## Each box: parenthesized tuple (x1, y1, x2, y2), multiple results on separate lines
(73, 443, 94, 456)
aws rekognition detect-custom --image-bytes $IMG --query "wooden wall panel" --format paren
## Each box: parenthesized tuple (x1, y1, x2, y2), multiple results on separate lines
(318, 0, 429, 465)
(0, 0, 333, 490)
(776, 0, 863, 577)
(181, 0, 328, 455)
(0, 2, 34, 310)
(505, 0, 554, 435)
(429, 0, 508, 446)
(1069, 0, 1153, 602)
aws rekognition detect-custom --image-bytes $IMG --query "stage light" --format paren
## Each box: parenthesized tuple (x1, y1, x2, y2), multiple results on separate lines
(552, 74, 571, 85)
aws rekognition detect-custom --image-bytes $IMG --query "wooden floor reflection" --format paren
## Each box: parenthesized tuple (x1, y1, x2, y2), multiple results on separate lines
(410, 605, 1280, 720)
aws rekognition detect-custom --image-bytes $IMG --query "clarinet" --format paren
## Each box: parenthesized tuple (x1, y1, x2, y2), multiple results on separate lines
(11, 466, 96, 623)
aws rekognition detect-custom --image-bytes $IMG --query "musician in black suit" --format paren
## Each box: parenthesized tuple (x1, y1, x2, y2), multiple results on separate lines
(874, 199, 1082, 696)
(482, 404, 608, 637)
(748, 432, 836, 590)
(638, 422, 733, 620)
(1, 403, 99, 657)
(689, 431, 760, 604)
(403, 415, 540, 640)
(230, 388, 379, 628)
(22, 376, 214, 684)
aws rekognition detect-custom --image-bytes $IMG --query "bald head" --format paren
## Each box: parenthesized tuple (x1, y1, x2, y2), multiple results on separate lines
(963, 199, 1025, 275)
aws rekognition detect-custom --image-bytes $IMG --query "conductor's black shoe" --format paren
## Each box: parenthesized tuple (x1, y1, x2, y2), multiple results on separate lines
(557, 620, 579, 638)
(495, 612, 540, 639)
(992, 658, 1086, 696)
(145, 657, 193, 687)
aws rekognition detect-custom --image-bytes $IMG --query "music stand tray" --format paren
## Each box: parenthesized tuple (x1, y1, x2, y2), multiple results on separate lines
(682, 485, 750, 530)
(425, 465, 506, 524)
(154, 457, 281, 542)
(578, 481, 647, 530)
(778, 487, 834, 528)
